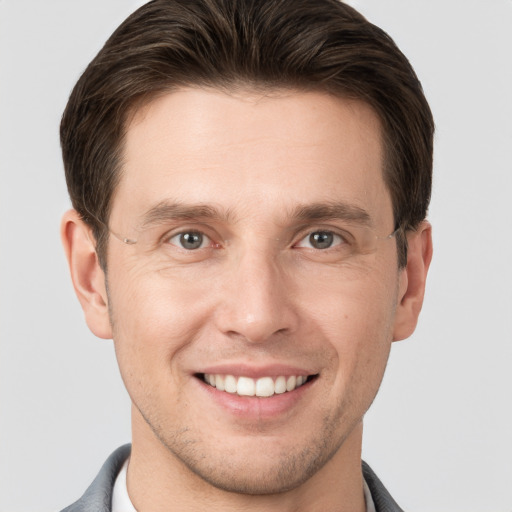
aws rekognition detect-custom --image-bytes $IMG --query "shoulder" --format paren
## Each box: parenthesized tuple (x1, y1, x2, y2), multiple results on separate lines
(60, 444, 131, 512)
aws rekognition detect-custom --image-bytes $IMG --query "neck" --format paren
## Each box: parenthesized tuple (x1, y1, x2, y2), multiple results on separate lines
(127, 408, 366, 512)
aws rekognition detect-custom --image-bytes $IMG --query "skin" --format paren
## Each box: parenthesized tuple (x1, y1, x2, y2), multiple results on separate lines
(62, 88, 432, 512)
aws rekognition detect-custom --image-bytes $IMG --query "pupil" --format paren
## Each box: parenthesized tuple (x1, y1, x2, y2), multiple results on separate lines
(310, 231, 333, 249)
(181, 232, 202, 249)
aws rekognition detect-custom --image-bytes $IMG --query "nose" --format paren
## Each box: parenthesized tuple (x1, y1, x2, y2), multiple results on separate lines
(214, 248, 299, 344)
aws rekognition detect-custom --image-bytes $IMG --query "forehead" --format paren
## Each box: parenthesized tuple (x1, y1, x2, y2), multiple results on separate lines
(111, 87, 391, 229)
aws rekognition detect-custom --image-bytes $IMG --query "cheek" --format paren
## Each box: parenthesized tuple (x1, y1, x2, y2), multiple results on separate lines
(109, 257, 211, 334)
(107, 270, 211, 393)
(301, 266, 398, 338)
(301, 269, 397, 387)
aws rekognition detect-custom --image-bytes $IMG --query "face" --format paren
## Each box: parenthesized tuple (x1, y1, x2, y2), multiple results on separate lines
(105, 88, 405, 493)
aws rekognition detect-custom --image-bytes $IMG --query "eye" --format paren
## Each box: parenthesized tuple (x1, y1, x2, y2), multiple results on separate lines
(295, 230, 345, 250)
(168, 231, 211, 250)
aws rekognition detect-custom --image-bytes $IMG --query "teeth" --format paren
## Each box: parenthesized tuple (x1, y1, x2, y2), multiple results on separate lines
(255, 377, 274, 397)
(215, 374, 225, 391)
(237, 376, 255, 396)
(274, 376, 287, 394)
(286, 375, 296, 391)
(225, 375, 237, 394)
(203, 373, 309, 397)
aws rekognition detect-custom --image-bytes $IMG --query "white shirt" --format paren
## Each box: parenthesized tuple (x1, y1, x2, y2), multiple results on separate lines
(111, 459, 136, 512)
(112, 459, 376, 512)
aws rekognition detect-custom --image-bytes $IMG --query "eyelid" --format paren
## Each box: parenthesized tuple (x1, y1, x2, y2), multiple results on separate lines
(167, 231, 210, 249)
(294, 231, 345, 249)
(160, 225, 223, 250)
(153, 222, 358, 249)
(293, 225, 354, 247)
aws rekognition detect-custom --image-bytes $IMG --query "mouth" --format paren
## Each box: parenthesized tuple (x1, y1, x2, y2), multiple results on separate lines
(198, 373, 317, 398)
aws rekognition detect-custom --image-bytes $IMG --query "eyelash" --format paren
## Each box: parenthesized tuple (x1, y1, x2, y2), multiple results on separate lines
(163, 228, 350, 252)
(294, 231, 348, 250)
(165, 230, 216, 250)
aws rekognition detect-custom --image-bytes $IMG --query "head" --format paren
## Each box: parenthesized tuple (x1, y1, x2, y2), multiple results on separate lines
(61, 0, 433, 271)
(60, 0, 433, 503)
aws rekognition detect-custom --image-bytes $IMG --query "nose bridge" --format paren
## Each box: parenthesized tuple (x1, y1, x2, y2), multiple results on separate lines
(215, 244, 297, 343)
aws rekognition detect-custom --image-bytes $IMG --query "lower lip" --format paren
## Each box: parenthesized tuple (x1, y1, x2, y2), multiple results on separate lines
(195, 377, 315, 419)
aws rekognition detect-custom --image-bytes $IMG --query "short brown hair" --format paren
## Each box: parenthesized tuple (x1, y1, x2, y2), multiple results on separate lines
(61, 0, 434, 268)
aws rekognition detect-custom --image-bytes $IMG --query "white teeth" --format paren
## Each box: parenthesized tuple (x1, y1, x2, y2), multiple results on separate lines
(274, 376, 287, 394)
(255, 377, 274, 397)
(224, 375, 237, 393)
(203, 373, 309, 397)
(237, 376, 255, 396)
(286, 375, 296, 392)
(215, 374, 225, 391)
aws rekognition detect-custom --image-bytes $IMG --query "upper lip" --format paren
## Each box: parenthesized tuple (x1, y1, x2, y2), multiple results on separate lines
(196, 363, 317, 379)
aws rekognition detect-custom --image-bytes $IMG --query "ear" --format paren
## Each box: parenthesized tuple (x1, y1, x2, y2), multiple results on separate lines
(392, 221, 433, 341)
(61, 210, 113, 339)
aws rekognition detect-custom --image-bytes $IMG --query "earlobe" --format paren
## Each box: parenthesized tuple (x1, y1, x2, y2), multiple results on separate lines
(61, 210, 113, 339)
(392, 221, 433, 342)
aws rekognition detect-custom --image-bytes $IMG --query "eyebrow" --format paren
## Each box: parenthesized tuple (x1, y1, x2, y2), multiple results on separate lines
(290, 202, 373, 226)
(139, 200, 372, 228)
(140, 201, 233, 228)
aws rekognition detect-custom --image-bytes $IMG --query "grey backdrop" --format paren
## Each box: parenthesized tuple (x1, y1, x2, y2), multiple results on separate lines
(1, 1, 511, 510)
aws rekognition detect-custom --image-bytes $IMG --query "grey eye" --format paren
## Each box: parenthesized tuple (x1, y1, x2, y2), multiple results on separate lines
(295, 230, 347, 250)
(309, 231, 335, 249)
(169, 231, 209, 250)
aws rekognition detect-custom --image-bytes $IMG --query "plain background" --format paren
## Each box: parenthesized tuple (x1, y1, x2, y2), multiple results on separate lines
(1, 1, 511, 510)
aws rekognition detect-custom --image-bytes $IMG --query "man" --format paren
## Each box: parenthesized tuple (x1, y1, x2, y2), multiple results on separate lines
(59, 0, 433, 510)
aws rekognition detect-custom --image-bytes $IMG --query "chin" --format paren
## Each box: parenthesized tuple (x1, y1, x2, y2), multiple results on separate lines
(157, 418, 352, 496)
(178, 447, 329, 495)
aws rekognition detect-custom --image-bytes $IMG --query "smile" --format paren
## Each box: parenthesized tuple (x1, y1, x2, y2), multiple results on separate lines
(201, 374, 312, 397)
